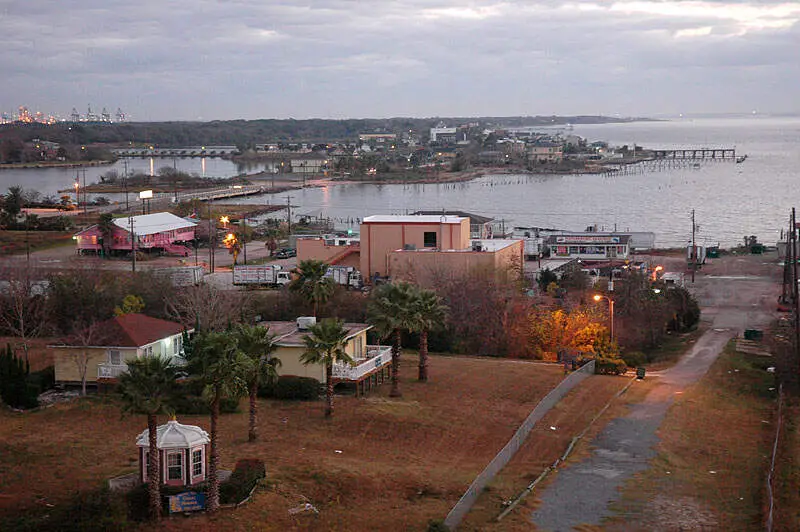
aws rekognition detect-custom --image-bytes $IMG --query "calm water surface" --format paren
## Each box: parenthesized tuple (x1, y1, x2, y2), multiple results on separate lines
(3, 117, 798, 248)
(235, 116, 800, 247)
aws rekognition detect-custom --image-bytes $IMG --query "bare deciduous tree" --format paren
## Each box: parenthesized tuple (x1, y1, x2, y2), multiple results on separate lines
(68, 320, 103, 396)
(0, 263, 49, 363)
(165, 283, 251, 332)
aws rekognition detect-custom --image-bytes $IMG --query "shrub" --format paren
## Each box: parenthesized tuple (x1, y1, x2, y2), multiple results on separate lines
(0, 344, 39, 409)
(259, 376, 320, 400)
(594, 357, 628, 375)
(220, 458, 266, 505)
(427, 520, 451, 532)
(621, 351, 648, 368)
(172, 393, 239, 415)
(3, 487, 132, 532)
(170, 381, 239, 414)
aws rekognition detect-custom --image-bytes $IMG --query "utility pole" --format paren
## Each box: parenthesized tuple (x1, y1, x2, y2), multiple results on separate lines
(208, 200, 215, 273)
(286, 196, 293, 236)
(792, 208, 799, 361)
(82, 168, 87, 215)
(123, 159, 130, 211)
(691, 209, 697, 283)
(242, 215, 247, 265)
(129, 214, 136, 272)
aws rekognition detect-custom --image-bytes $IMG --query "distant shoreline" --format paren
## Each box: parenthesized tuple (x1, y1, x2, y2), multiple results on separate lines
(0, 160, 114, 170)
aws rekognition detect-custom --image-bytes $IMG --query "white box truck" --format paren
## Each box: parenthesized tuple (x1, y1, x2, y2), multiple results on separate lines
(233, 265, 292, 287)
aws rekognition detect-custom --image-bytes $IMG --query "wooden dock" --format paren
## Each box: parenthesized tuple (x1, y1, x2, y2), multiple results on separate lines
(176, 185, 265, 202)
(652, 148, 736, 160)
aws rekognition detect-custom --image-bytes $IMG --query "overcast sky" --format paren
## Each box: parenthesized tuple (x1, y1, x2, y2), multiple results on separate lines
(1, 1, 798, 120)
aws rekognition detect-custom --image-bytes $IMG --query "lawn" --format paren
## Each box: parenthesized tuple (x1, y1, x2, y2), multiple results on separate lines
(0, 354, 565, 530)
(606, 343, 777, 530)
(0, 230, 73, 256)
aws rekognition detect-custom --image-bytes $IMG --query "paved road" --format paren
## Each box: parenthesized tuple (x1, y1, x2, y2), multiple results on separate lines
(530, 253, 780, 531)
(7, 238, 297, 276)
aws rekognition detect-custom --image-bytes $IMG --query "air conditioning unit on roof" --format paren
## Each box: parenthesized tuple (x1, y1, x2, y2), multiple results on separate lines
(296, 316, 317, 330)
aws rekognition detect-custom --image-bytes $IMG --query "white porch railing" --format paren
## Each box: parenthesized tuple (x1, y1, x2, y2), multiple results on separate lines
(332, 345, 392, 381)
(98, 363, 128, 378)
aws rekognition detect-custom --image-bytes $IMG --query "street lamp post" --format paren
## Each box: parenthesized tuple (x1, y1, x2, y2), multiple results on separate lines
(593, 294, 615, 340)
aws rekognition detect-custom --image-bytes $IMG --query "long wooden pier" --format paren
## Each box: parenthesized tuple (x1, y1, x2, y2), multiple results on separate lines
(652, 148, 736, 160)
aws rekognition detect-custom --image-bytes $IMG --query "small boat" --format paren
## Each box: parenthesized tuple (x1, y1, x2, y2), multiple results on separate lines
(736, 155, 747, 163)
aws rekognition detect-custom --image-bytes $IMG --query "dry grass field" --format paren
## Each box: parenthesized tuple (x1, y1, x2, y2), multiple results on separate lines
(0, 354, 569, 530)
(459, 374, 633, 531)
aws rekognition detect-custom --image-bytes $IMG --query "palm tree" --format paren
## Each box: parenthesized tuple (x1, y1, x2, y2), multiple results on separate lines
(300, 318, 353, 417)
(289, 259, 336, 316)
(366, 282, 419, 397)
(185, 331, 252, 512)
(117, 355, 180, 521)
(97, 213, 115, 258)
(414, 288, 448, 382)
(233, 323, 280, 442)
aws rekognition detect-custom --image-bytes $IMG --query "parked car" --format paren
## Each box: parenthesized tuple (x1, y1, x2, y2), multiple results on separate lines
(274, 248, 297, 259)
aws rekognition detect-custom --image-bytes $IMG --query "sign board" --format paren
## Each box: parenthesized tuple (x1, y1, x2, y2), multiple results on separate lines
(556, 235, 620, 244)
(139, 189, 154, 199)
(169, 491, 205, 513)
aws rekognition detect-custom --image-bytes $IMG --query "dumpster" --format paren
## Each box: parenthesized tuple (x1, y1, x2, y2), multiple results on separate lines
(636, 367, 646, 380)
(744, 329, 763, 341)
(707, 247, 720, 258)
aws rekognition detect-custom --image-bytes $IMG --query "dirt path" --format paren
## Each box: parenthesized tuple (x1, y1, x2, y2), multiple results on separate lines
(530, 253, 781, 531)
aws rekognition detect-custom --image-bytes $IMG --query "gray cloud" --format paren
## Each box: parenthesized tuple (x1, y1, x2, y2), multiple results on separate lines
(0, 0, 797, 119)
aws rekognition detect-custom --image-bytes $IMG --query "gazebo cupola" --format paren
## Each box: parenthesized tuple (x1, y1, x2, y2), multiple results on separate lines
(136, 418, 210, 487)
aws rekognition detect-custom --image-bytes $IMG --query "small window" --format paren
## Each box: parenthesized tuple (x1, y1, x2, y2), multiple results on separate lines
(173, 336, 180, 355)
(108, 350, 122, 365)
(423, 232, 437, 248)
(192, 449, 203, 477)
(144, 346, 153, 357)
(167, 452, 183, 481)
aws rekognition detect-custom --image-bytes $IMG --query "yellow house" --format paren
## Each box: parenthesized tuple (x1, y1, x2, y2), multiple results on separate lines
(261, 317, 392, 396)
(50, 314, 190, 388)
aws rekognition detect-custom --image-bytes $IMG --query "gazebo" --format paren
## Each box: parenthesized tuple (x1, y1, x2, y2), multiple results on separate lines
(136, 418, 210, 487)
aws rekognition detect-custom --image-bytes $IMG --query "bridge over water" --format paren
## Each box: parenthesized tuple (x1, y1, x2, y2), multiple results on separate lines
(110, 146, 238, 158)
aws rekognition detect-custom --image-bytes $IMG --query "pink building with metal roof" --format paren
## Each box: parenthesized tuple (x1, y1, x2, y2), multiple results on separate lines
(74, 212, 196, 257)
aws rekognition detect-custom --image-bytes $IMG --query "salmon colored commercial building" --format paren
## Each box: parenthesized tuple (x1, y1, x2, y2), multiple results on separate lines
(360, 215, 471, 279)
(359, 215, 523, 286)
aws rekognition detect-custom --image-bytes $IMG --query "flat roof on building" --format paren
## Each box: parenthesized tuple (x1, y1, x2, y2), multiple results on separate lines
(529, 258, 578, 273)
(546, 233, 631, 245)
(472, 239, 519, 252)
(362, 215, 466, 224)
